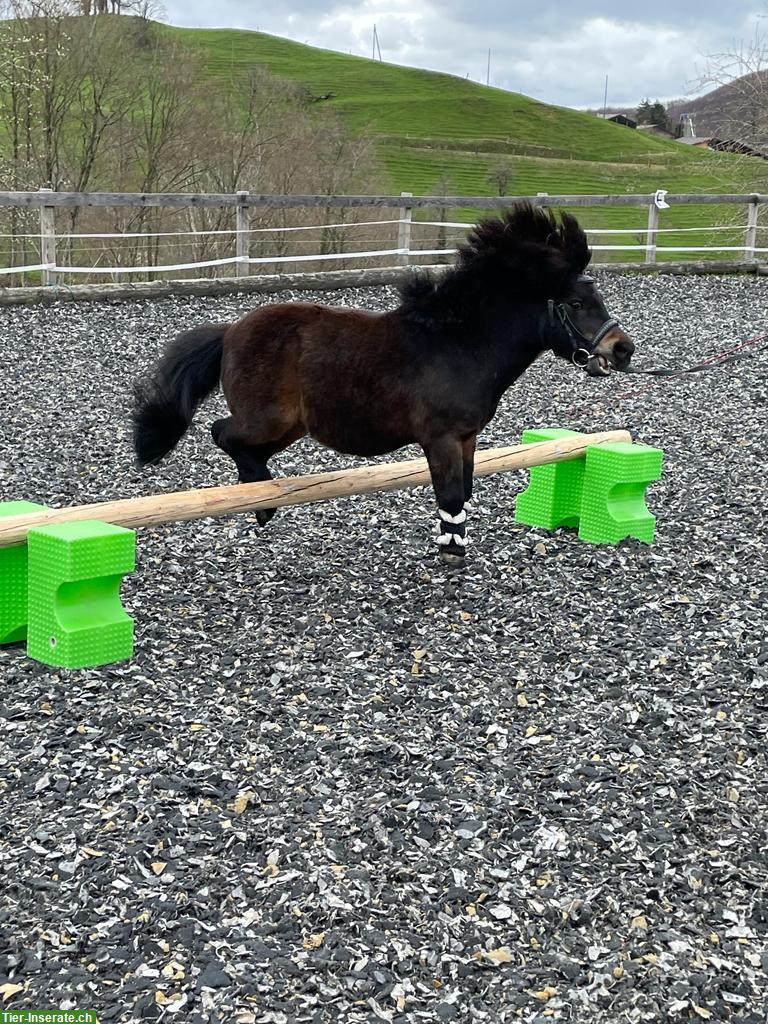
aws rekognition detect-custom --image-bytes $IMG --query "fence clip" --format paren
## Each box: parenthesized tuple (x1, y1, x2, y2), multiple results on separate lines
(654, 189, 670, 210)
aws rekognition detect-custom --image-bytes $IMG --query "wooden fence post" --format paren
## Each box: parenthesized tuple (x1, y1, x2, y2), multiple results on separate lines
(645, 201, 659, 264)
(39, 188, 56, 286)
(745, 195, 759, 260)
(397, 191, 412, 265)
(236, 191, 249, 278)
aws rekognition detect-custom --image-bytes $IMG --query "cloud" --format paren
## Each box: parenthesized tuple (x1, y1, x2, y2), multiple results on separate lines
(162, 0, 766, 107)
(317, 0, 426, 56)
(494, 16, 721, 106)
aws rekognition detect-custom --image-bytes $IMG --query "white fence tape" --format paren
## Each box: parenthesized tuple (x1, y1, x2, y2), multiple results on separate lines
(245, 248, 406, 265)
(13, 241, 768, 277)
(0, 262, 55, 275)
(584, 225, 745, 235)
(590, 245, 768, 253)
(59, 255, 244, 274)
(0, 222, 748, 239)
(0, 205, 764, 277)
(0, 219, 403, 241)
(55, 249, 407, 275)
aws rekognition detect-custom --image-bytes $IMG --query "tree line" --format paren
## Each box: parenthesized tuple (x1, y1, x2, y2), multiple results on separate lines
(0, 0, 383, 279)
(635, 99, 669, 131)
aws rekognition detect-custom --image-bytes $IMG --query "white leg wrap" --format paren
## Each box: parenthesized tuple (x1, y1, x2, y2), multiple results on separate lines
(438, 507, 467, 525)
(437, 533, 468, 547)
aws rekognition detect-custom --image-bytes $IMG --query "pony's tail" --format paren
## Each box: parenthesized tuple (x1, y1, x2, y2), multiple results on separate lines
(132, 323, 229, 466)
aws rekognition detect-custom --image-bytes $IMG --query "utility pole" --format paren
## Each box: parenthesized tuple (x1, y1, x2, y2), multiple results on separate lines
(602, 74, 608, 119)
(372, 25, 382, 61)
(487, 48, 491, 86)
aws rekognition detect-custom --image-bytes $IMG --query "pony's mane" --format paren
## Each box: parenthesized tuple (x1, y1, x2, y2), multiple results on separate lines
(400, 202, 591, 327)
(459, 203, 590, 276)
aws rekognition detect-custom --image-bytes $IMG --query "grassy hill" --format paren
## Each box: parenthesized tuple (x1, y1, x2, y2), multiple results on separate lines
(166, 24, 764, 256)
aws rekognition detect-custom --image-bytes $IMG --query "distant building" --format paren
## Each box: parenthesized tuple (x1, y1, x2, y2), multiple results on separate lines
(710, 138, 768, 159)
(605, 113, 637, 129)
(675, 128, 768, 160)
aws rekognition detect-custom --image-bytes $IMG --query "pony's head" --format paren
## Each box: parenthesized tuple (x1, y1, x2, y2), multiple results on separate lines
(458, 203, 634, 375)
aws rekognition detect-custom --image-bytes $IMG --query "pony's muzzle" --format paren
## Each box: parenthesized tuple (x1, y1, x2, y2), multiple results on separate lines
(586, 353, 611, 377)
(589, 330, 635, 375)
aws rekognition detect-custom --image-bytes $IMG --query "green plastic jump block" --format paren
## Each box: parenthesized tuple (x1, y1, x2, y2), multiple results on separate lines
(515, 428, 585, 530)
(26, 520, 135, 669)
(0, 501, 50, 644)
(578, 442, 664, 545)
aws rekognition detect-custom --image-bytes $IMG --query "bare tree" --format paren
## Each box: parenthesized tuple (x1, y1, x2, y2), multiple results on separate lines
(304, 112, 379, 257)
(692, 18, 768, 226)
(486, 159, 513, 196)
(0, 0, 83, 188)
(59, 16, 147, 256)
(0, 0, 83, 277)
(431, 172, 456, 263)
(0, 5, 386, 280)
(699, 22, 768, 147)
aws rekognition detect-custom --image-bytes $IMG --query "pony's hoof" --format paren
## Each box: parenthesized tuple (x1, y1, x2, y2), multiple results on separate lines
(439, 551, 466, 569)
(256, 508, 276, 528)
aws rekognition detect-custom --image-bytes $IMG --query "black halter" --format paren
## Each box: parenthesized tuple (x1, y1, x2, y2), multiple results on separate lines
(546, 275, 619, 368)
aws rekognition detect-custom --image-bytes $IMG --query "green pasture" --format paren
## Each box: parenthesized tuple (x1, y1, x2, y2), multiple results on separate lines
(168, 25, 699, 160)
(0, 17, 762, 274)
(165, 23, 765, 259)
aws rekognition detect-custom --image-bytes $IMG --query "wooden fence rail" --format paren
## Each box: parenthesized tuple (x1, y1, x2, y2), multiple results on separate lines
(0, 191, 765, 208)
(0, 189, 764, 289)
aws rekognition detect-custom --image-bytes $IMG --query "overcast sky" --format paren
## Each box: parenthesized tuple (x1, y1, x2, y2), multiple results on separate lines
(161, 0, 765, 108)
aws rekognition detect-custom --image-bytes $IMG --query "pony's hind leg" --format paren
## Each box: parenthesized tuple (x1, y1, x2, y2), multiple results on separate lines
(211, 417, 304, 526)
(423, 435, 469, 567)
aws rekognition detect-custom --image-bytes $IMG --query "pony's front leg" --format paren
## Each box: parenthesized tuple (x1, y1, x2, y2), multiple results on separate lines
(423, 435, 469, 567)
(462, 434, 477, 503)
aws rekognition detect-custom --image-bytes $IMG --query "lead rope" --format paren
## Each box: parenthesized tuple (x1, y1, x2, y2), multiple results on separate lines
(565, 328, 768, 420)
(622, 330, 768, 377)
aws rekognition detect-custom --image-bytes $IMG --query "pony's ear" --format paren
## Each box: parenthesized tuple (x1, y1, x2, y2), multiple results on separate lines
(559, 212, 592, 273)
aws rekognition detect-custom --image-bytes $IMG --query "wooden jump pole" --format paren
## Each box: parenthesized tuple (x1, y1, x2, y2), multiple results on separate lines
(0, 431, 630, 549)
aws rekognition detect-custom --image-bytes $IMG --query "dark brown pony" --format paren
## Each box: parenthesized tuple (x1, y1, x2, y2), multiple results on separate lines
(132, 202, 634, 565)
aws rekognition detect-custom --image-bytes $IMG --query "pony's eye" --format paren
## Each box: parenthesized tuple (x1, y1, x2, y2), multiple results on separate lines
(569, 300, 583, 310)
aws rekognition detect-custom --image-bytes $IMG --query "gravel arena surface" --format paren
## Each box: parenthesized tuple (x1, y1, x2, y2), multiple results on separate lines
(1, 274, 767, 1024)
